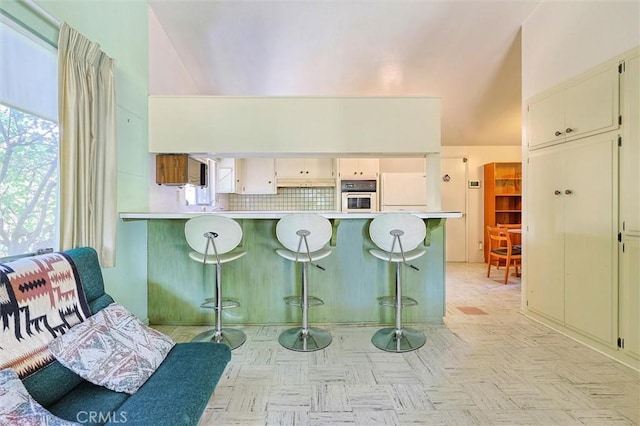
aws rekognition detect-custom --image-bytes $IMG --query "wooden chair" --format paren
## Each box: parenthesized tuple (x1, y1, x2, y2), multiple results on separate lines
(486, 225, 521, 284)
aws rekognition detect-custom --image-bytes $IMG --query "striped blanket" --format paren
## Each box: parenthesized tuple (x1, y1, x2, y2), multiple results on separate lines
(0, 252, 91, 377)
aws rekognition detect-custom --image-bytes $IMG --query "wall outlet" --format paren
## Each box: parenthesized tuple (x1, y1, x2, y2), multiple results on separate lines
(478, 241, 483, 250)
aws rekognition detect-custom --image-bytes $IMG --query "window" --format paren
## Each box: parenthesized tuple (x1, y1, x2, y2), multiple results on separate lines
(0, 17, 58, 258)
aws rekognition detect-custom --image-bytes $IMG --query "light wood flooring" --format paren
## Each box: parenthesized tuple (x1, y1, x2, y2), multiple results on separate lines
(154, 263, 640, 425)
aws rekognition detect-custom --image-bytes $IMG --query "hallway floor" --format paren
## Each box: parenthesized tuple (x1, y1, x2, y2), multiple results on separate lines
(154, 263, 639, 425)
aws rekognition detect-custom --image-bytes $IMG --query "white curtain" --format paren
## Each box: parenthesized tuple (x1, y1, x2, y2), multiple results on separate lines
(57, 23, 117, 267)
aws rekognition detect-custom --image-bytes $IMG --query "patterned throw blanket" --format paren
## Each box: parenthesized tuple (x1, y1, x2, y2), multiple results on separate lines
(0, 252, 91, 378)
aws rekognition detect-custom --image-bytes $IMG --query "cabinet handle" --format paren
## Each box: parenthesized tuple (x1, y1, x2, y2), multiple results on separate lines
(359, 171, 363, 175)
(565, 189, 573, 195)
(306, 171, 309, 174)
(554, 130, 563, 137)
(565, 127, 573, 133)
(300, 171, 304, 174)
(554, 190, 561, 195)
(353, 172, 357, 175)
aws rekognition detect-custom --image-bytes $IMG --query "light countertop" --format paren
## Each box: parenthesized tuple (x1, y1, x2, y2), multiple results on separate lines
(119, 211, 462, 221)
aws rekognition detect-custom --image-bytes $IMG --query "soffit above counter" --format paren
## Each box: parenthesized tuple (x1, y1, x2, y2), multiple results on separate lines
(148, 96, 441, 155)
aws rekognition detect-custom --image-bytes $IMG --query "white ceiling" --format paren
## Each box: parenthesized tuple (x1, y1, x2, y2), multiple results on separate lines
(148, 0, 541, 147)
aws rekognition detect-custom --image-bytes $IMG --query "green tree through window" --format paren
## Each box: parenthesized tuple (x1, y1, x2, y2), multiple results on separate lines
(0, 103, 58, 257)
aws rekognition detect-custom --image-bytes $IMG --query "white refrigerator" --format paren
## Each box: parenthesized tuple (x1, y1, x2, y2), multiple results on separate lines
(380, 172, 428, 211)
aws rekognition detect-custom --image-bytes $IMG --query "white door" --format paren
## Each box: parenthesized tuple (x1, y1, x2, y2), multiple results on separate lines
(527, 144, 565, 323)
(440, 158, 467, 262)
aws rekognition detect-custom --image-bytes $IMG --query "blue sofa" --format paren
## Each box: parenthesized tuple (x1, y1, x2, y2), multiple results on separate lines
(16, 247, 232, 425)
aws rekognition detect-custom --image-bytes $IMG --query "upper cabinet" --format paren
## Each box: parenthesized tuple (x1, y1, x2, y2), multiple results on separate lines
(527, 64, 620, 150)
(338, 158, 379, 179)
(275, 158, 334, 180)
(156, 154, 207, 186)
(237, 158, 276, 194)
(216, 158, 239, 193)
(216, 158, 276, 194)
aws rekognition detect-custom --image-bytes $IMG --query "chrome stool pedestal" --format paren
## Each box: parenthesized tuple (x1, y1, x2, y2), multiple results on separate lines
(185, 216, 247, 350)
(276, 215, 333, 352)
(369, 215, 427, 353)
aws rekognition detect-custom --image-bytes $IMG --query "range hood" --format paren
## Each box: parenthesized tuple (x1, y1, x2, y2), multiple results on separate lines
(276, 178, 336, 188)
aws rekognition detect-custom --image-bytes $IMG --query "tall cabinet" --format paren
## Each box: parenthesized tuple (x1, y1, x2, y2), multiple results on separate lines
(618, 52, 640, 362)
(525, 48, 639, 369)
(483, 162, 522, 262)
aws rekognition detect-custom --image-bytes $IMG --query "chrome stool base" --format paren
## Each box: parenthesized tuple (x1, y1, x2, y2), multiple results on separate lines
(278, 327, 332, 352)
(371, 327, 426, 353)
(192, 327, 247, 350)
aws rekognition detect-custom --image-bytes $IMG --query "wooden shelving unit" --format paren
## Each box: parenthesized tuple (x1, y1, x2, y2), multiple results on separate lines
(483, 162, 522, 262)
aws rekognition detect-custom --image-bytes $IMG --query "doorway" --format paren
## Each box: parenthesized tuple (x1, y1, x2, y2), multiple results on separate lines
(441, 157, 468, 262)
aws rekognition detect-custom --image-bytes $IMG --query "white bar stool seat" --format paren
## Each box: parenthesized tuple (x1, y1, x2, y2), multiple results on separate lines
(369, 213, 427, 353)
(275, 213, 333, 352)
(185, 215, 247, 350)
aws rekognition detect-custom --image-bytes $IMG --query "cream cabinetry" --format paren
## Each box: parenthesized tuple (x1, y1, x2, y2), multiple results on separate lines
(338, 158, 379, 178)
(526, 48, 640, 369)
(618, 52, 639, 362)
(237, 158, 276, 194)
(275, 158, 334, 179)
(216, 158, 276, 194)
(619, 236, 640, 361)
(216, 158, 239, 193)
(527, 64, 619, 149)
(527, 133, 618, 345)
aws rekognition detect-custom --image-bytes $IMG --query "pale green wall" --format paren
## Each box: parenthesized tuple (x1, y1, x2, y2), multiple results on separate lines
(22, 0, 150, 320)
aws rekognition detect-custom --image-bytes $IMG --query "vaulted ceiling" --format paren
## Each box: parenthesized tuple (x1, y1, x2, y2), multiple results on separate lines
(148, 0, 541, 146)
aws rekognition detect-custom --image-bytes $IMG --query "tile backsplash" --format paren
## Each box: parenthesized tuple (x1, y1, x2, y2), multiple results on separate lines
(229, 187, 335, 211)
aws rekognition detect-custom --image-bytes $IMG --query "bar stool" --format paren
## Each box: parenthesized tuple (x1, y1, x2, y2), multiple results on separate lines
(185, 215, 247, 350)
(275, 213, 332, 352)
(369, 213, 427, 352)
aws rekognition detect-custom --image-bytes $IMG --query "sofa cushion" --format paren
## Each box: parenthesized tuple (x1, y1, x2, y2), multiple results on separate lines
(49, 303, 175, 394)
(109, 342, 232, 426)
(0, 368, 79, 426)
(46, 380, 129, 425)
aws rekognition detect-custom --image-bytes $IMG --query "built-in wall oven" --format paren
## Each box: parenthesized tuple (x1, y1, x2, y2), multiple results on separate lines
(341, 179, 378, 212)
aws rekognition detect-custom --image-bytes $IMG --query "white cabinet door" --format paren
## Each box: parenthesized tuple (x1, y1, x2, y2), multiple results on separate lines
(527, 144, 565, 322)
(621, 54, 640, 235)
(239, 158, 276, 194)
(565, 66, 619, 142)
(305, 158, 334, 179)
(216, 158, 238, 193)
(563, 134, 617, 345)
(338, 158, 379, 178)
(619, 236, 640, 361)
(275, 158, 306, 178)
(528, 91, 565, 149)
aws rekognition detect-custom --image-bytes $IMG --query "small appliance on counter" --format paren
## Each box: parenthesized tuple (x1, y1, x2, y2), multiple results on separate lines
(379, 172, 427, 211)
(341, 179, 378, 212)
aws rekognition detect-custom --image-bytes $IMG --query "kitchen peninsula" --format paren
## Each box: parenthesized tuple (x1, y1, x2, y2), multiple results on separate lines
(120, 211, 460, 326)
